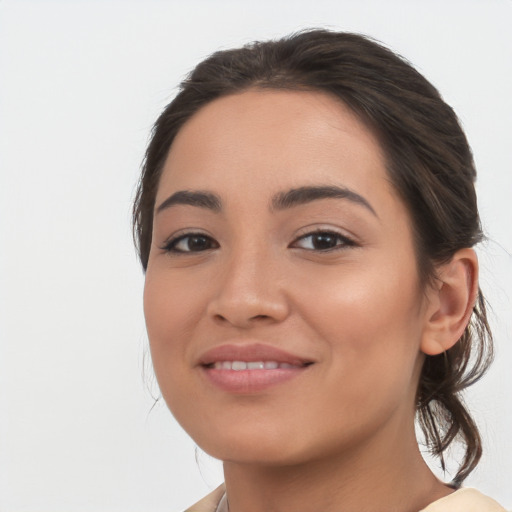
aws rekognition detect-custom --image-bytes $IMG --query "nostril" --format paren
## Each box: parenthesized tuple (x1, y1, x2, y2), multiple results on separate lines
(213, 313, 272, 325)
(208, 294, 289, 327)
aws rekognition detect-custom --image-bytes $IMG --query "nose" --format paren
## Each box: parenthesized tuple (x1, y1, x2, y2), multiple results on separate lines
(206, 245, 290, 329)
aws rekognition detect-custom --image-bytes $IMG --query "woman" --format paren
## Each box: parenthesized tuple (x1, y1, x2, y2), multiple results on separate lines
(133, 30, 506, 512)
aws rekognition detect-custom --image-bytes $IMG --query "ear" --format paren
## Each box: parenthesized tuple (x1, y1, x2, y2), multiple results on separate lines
(421, 248, 479, 356)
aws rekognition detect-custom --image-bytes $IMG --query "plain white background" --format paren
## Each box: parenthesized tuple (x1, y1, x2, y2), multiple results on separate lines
(1, 1, 511, 511)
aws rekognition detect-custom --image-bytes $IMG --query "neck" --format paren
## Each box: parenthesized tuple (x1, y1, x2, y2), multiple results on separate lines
(222, 422, 452, 512)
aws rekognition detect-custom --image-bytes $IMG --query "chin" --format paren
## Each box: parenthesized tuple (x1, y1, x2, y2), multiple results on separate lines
(204, 444, 307, 467)
(191, 425, 309, 466)
(192, 424, 349, 468)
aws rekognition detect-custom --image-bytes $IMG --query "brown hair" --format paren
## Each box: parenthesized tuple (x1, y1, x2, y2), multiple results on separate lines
(133, 29, 493, 485)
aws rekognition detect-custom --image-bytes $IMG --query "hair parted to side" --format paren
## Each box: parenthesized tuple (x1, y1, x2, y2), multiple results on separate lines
(133, 29, 493, 485)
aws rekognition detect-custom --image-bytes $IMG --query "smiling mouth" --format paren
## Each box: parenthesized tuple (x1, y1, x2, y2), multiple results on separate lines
(198, 343, 314, 393)
(202, 363, 312, 393)
(208, 361, 308, 370)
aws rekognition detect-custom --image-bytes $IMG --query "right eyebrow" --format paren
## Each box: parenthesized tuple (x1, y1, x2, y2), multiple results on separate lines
(155, 190, 222, 214)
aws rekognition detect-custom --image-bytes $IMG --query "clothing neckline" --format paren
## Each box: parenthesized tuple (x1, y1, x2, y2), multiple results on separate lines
(184, 484, 506, 512)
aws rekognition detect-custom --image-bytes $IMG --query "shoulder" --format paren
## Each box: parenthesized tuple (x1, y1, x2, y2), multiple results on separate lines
(420, 488, 508, 512)
(183, 484, 226, 512)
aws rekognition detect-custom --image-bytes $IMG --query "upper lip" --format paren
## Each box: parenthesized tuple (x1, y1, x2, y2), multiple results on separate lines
(198, 343, 312, 367)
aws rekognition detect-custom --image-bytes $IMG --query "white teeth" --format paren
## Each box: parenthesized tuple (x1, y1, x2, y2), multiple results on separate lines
(211, 361, 297, 370)
(247, 362, 265, 370)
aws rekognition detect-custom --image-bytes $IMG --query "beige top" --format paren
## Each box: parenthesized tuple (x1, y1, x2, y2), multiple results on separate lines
(184, 485, 507, 512)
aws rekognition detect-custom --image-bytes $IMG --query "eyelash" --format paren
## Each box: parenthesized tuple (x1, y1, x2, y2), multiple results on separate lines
(160, 232, 219, 254)
(160, 229, 357, 255)
(290, 229, 357, 252)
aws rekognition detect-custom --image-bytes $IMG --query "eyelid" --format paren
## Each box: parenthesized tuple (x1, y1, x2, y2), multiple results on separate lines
(159, 229, 219, 253)
(158, 225, 359, 254)
(289, 227, 359, 251)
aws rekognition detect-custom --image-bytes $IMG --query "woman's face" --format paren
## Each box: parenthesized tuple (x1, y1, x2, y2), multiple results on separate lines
(144, 90, 431, 465)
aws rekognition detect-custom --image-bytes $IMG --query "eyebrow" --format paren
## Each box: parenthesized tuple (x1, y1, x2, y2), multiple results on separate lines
(156, 190, 222, 214)
(271, 185, 377, 217)
(156, 185, 377, 217)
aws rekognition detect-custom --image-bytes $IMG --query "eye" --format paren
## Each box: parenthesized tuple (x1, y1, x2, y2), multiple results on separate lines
(291, 231, 356, 251)
(161, 233, 219, 254)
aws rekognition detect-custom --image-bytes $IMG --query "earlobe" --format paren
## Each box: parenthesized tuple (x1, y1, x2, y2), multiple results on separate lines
(420, 248, 479, 356)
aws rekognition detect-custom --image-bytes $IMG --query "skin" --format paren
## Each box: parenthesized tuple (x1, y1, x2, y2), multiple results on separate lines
(144, 90, 477, 512)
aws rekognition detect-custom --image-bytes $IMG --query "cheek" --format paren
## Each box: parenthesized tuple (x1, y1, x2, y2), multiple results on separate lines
(144, 264, 207, 338)
(297, 257, 423, 377)
(296, 266, 424, 444)
(143, 269, 199, 374)
(143, 270, 201, 422)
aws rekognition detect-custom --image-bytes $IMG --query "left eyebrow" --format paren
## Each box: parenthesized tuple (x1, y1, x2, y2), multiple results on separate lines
(271, 185, 378, 217)
(156, 190, 222, 214)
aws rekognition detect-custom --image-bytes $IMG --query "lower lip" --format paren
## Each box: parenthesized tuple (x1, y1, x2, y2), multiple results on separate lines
(201, 366, 309, 393)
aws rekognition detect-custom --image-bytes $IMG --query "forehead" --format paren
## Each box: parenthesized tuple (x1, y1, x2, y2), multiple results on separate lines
(157, 89, 394, 210)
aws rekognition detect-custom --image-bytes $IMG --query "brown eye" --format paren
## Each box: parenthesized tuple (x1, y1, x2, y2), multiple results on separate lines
(164, 234, 219, 253)
(292, 231, 355, 251)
